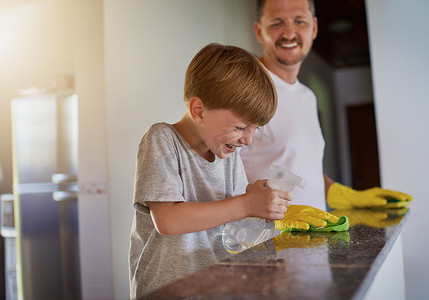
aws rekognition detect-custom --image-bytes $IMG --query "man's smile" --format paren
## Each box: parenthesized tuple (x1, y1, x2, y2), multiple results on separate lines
(276, 38, 300, 49)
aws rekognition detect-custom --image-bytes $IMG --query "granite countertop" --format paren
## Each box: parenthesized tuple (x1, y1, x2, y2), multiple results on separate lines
(144, 208, 409, 299)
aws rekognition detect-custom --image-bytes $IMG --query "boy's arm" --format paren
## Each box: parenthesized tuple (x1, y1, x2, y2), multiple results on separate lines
(149, 180, 291, 235)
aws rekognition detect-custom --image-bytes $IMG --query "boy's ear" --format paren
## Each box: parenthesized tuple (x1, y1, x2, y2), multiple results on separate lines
(189, 97, 205, 123)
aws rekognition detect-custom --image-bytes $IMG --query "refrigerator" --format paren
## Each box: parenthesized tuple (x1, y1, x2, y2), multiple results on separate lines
(10, 91, 80, 300)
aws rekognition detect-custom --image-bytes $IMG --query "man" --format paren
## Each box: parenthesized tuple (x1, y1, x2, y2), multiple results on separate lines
(240, 0, 412, 211)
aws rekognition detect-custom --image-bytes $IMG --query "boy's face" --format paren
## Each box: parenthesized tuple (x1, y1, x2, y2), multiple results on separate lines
(199, 109, 259, 159)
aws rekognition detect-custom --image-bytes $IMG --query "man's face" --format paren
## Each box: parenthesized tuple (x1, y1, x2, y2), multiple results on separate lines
(255, 0, 318, 68)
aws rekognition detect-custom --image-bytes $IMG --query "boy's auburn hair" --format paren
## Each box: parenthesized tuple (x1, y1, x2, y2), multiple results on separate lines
(184, 43, 277, 126)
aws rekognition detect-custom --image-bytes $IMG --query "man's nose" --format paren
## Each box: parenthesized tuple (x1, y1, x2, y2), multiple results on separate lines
(282, 23, 295, 40)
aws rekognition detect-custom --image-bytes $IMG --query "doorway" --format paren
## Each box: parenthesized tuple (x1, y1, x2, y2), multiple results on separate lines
(346, 102, 380, 189)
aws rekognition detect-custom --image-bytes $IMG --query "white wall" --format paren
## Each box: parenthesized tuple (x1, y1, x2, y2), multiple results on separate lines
(364, 235, 405, 300)
(103, 1, 259, 298)
(365, 0, 429, 299)
(74, 0, 112, 299)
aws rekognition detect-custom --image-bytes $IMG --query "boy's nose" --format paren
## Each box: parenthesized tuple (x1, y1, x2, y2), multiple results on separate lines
(238, 131, 253, 146)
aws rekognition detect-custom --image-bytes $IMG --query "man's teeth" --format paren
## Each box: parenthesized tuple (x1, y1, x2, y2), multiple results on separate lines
(280, 42, 298, 48)
(226, 144, 235, 149)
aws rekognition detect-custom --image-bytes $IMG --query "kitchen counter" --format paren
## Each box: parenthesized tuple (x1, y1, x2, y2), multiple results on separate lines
(144, 208, 409, 299)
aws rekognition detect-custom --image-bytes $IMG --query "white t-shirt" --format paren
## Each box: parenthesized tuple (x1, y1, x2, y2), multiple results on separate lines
(240, 71, 326, 210)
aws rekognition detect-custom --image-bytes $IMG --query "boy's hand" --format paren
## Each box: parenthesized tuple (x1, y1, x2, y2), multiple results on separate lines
(274, 205, 348, 232)
(245, 179, 293, 221)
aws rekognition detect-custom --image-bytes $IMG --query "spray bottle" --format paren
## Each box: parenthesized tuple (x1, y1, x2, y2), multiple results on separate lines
(266, 164, 307, 192)
(222, 165, 306, 254)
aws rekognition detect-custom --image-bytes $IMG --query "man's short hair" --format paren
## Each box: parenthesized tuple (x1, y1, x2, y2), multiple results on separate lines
(256, 0, 316, 21)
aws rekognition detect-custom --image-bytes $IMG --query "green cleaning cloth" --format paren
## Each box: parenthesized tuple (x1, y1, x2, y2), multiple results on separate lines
(281, 216, 349, 233)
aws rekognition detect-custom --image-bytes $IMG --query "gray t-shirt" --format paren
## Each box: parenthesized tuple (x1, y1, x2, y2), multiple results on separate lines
(129, 122, 248, 298)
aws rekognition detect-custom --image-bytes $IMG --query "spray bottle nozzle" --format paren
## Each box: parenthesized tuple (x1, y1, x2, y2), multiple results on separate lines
(267, 164, 307, 192)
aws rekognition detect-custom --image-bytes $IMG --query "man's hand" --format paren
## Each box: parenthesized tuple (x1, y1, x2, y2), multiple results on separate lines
(327, 183, 412, 210)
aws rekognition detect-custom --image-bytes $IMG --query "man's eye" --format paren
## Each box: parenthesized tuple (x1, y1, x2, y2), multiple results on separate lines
(235, 127, 246, 131)
(271, 22, 281, 27)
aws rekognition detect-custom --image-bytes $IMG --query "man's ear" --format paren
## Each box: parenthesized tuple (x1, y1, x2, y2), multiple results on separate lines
(254, 21, 263, 43)
(312, 17, 318, 40)
(189, 97, 205, 123)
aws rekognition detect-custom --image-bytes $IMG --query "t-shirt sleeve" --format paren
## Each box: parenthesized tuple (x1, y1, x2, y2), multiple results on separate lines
(133, 125, 184, 214)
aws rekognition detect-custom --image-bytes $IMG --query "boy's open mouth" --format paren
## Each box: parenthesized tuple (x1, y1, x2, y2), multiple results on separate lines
(225, 144, 240, 152)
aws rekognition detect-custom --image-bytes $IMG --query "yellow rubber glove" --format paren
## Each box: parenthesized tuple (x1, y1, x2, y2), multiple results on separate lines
(330, 208, 408, 228)
(275, 205, 340, 232)
(327, 182, 413, 210)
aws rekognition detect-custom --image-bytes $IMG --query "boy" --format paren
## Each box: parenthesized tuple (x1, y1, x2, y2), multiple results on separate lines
(129, 43, 292, 298)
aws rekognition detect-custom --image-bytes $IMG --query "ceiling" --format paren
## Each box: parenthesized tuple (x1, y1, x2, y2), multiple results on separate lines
(312, 0, 370, 68)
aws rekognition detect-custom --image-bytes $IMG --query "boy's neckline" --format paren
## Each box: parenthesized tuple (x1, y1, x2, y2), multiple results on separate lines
(169, 122, 217, 163)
